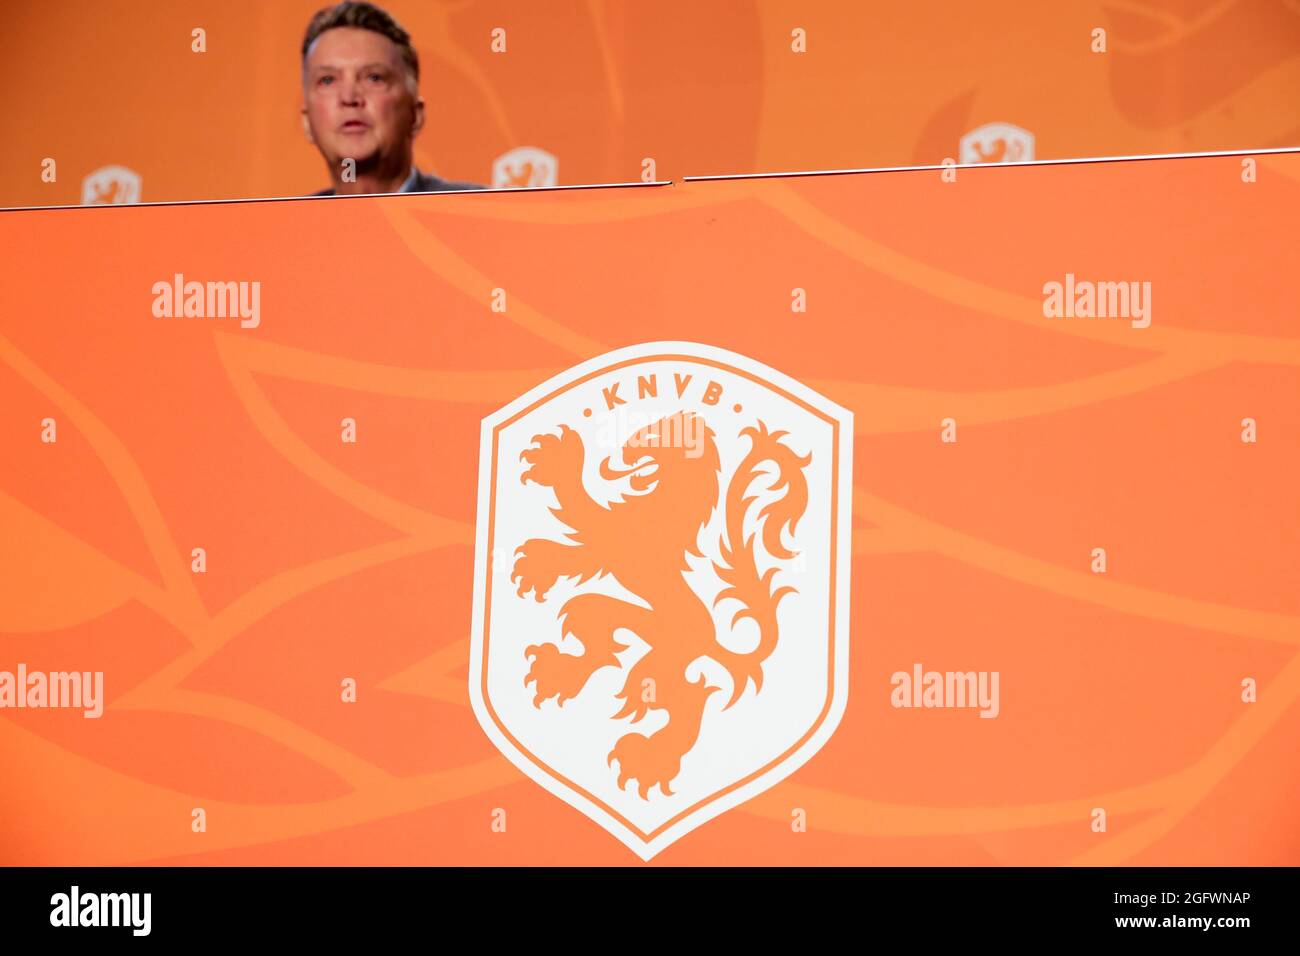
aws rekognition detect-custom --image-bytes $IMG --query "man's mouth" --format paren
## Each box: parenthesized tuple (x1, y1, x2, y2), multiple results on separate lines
(339, 119, 371, 132)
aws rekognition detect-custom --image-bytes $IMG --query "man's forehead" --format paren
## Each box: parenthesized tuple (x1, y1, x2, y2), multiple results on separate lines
(305, 26, 402, 68)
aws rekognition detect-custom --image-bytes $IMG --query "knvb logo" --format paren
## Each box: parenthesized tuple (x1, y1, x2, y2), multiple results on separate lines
(470, 342, 853, 858)
(959, 122, 1035, 164)
(492, 146, 559, 188)
(81, 165, 142, 205)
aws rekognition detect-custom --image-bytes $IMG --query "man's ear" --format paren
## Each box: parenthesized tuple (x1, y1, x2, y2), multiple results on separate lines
(300, 105, 317, 146)
(411, 96, 426, 137)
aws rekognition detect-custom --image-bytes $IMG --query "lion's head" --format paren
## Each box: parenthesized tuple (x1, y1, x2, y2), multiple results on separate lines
(599, 410, 719, 491)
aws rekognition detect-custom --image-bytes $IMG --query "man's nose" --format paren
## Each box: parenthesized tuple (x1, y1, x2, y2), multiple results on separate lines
(338, 76, 364, 105)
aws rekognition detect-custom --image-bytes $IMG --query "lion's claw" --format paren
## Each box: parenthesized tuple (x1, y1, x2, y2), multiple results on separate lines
(719, 651, 765, 708)
(607, 731, 679, 799)
(519, 425, 583, 490)
(511, 545, 557, 602)
(611, 691, 651, 723)
(524, 642, 594, 706)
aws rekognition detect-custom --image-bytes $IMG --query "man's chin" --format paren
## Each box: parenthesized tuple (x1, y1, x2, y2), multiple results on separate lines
(324, 142, 381, 170)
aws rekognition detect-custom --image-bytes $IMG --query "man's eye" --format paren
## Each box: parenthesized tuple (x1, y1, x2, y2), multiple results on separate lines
(318, 75, 334, 85)
(367, 72, 385, 82)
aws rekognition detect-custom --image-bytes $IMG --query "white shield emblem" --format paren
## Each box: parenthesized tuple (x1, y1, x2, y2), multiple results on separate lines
(492, 146, 559, 188)
(959, 122, 1035, 165)
(81, 165, 142, 205)
(470, 341, 853, 859)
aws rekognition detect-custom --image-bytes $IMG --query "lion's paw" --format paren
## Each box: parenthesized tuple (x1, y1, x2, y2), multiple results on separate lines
(511, 545, 558, 602)
(524, 642, 591, 706)
(607, 731, 680, 799)
(519, 425, 583, 490)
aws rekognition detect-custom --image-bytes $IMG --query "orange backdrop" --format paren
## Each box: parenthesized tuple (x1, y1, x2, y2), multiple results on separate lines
(1, 152, 1299, 864)
(1, 0, 1298, 206)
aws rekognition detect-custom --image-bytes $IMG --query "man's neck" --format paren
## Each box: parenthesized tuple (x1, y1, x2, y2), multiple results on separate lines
(330, 155, 414, 196)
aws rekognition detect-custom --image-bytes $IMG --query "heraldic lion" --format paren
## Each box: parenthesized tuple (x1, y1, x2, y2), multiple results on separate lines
(511, 410, 811, 799)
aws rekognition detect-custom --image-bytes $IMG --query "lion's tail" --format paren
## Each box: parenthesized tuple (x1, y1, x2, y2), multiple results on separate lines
(713, 420, 811, 707)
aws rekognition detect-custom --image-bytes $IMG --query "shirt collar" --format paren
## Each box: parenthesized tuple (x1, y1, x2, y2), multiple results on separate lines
(398, 167, 420, 193)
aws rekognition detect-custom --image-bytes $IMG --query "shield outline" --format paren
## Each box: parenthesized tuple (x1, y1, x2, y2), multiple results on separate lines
(468, 341, 853, 859)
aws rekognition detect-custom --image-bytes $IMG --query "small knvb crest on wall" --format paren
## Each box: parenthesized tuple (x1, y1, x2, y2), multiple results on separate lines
(81, 165, 142, 205)
(469, 342, 853, 859)
(959, 122, 1035, 165)
(492, 146, 559, 188)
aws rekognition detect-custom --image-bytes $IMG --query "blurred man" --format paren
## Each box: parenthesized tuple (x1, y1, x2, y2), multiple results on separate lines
(301, 2, 484, 195)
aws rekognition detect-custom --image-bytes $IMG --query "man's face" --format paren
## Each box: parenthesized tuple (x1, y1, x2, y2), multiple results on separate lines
(301, 26, 423, 170)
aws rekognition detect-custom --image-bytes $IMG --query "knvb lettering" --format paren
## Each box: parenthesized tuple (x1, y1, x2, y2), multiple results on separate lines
(598, 369, 725, 413)
(590, 369, 727, 460)
(0, 664, 103, 718)
(151, 273, 260, 328)
(1042, 273, 1151, 328)
(50, 886, 151, 936)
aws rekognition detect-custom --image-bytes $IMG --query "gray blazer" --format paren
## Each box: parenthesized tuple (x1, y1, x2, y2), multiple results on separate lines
(313, 168, 486, 196)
